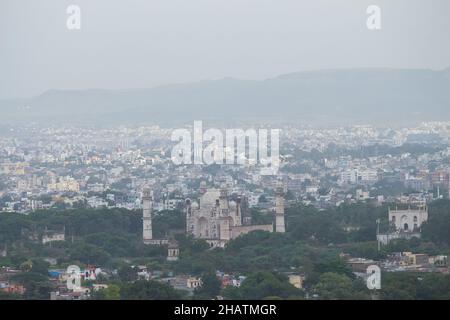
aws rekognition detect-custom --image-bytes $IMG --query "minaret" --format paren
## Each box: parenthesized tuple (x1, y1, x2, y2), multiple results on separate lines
(219, 188, 229, 216)
(218, 188, 232, 241)
(275, 186, 286, 233)
(233, 196, 242, 226)
(142, 187, 153, 244)
(185, 198, 194, 235)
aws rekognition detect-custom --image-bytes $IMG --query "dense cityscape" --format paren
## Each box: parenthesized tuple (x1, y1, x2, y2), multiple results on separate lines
(2, 122, 450, 213)
(1, 121, 450, 300)
(2, 0, 450, 310)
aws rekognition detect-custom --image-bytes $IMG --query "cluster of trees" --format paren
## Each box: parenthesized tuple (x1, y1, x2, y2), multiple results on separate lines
(380, 272, 450, 300)
(313, 273, 370, 300)
(119, 280, 185, 300)
(92, 280, 186, 300)
(1, 199, 450, 300)
(223, 272, 302, 300)
(0, 208, 186, 268)
(303, 266, 450, 300)
(5, 259, 53, 300)
(1, 199, 448, 264)
(285, 203, 387, 244)
(287, 201, 450, 251)
(422, 200, 450, 247)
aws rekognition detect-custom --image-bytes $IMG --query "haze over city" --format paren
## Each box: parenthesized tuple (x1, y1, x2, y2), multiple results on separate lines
(1, 0, 450, 307)
(1, 0, 450, 99)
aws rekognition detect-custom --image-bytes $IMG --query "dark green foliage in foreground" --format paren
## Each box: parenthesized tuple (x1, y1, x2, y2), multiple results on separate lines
(11, 271, 52, 300)
(223, 271, 302, 300)
(120, 280, 185, 300)
(0, 291, 21, 300)
(380, 272, 450, 300)
(2, 200, 450, 300)
(0, 208, 175, 267)
(193, 271, 222, 299)
(118, 265, 139, 282)
(313, 272, 370, 300)
(422, 199, 450, 246)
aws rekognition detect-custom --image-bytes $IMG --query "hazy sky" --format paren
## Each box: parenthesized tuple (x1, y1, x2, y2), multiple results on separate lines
(1, 0, 449, 99)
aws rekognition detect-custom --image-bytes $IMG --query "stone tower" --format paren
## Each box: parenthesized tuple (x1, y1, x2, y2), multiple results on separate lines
(219, 188, 229, 214)
(275, 186, 286, 233)
(185, 198, 194, 235)
(142, 187, 153, 243)
(233, 197, 243, 227)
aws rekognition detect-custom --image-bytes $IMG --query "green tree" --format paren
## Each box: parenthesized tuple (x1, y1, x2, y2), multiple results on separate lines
(0, 291, 20, 300)
(118, 266, 138, 282)
(380, 272, 418, 300)
(226, 271, 301, 300)
(194, 271, 221, 299)
(105, 284, 121, 300)
(422, 200, 450, 246)
(120, 280, 184, 300)
(69, 242, 111, 265)
(11, 272, 53, 300)
(313, 272, 354, 300)
(417, 274, 450, 300)
(31, 259, 50, 275)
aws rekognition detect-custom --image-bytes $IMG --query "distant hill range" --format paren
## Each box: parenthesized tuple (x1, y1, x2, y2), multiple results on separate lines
(1, 68, 450, 126)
